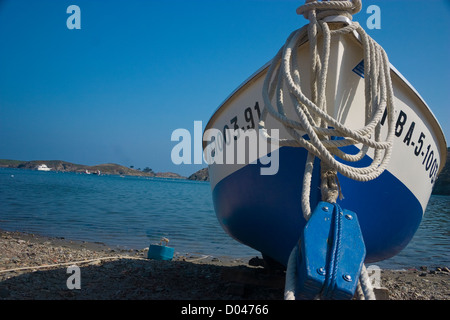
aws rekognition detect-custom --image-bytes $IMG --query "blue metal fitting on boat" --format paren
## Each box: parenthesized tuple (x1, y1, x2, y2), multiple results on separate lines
(296, 201, 366, 300)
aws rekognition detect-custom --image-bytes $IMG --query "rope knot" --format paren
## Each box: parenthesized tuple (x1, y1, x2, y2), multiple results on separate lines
(297, 0, 362, 22)
(320, 165, 342, 204)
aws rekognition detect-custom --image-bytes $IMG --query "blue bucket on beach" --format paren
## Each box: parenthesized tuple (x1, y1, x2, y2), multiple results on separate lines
(147, 237, 174, 260)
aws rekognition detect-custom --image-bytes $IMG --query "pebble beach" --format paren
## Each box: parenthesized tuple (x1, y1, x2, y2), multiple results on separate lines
(0, 230, 448, 301)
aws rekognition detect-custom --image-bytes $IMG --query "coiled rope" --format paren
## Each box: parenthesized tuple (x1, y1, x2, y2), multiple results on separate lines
(259, 0, 395, 300)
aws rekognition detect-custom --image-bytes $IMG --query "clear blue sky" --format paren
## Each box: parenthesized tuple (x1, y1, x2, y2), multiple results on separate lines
(0, 0, 448, 176)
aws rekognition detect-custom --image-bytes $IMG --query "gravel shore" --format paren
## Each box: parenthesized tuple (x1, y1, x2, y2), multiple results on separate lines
(0, 230, 448, 300)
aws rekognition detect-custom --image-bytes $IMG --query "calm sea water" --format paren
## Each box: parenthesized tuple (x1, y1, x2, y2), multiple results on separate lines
(0, 168, 448, 269)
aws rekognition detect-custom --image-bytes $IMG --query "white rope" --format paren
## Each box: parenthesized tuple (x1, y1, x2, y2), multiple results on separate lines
(262, 0, 394, 300)
(284, 246, 298, 300)
(0, 255, 146, 274)
(359, 264, 376, 300)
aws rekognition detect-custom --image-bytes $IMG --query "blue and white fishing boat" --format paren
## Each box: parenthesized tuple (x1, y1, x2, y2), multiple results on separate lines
(203, 0, 447, 299)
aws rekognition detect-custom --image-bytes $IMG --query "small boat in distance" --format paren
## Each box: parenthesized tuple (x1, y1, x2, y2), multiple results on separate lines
(37, 164, 51, 171)
(86, 169, 101, 175)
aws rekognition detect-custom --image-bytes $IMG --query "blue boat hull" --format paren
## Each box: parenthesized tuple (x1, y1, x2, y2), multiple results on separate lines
(212, 146, 423, 266)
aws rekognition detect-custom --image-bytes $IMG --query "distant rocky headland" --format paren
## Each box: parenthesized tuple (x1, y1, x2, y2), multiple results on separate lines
(0, 159, 198, 180)
(432, 147, 450, 196)
(187, 167, 209, 181)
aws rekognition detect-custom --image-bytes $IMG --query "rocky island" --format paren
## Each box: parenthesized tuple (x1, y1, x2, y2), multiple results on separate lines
(187, 167, 209, 182)
(432, 147, 450, 195)
(0, 159, 186, 179)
